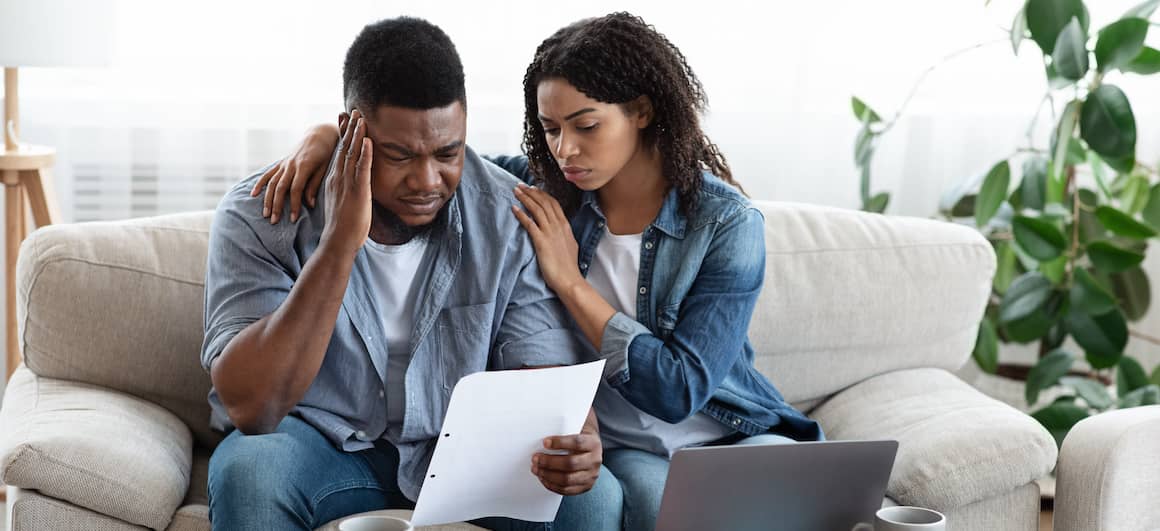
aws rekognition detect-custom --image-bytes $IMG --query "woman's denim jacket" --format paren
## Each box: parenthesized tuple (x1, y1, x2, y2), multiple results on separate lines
(491, 155, 822, 440)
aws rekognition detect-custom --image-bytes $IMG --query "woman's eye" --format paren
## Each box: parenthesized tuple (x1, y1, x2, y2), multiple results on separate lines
(578, 124, 598, 131)
(544, 128, 560, 136)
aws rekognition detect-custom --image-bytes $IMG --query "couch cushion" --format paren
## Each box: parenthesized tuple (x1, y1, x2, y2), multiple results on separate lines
(9, 487, 146, 531)
(747, 201, 995, 404)
(0, 367, 193, 530)
(16, 212, 220, 448)
(809, 368, 1057, 512)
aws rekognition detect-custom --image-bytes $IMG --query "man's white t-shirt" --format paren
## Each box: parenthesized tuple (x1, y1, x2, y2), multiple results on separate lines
(363, 235, 431, 435)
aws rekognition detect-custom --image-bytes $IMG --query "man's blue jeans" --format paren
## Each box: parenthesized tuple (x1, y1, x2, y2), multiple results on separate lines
(207, 416, 621, 530)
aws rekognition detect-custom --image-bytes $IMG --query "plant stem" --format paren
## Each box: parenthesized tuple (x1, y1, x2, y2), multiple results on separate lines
(1129, 329, 1160, 346)
(1025, 92, 1053, 148)
(995, 362, 1113, 386)
(878, 38, 1009, 135)
(1067, 164, 1079, 286)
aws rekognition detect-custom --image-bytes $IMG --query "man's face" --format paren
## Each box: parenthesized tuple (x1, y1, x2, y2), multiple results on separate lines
(355, 101, 467, 227)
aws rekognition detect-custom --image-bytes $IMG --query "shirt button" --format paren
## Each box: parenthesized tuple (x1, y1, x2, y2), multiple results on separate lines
(644, 241, 654, 250)
(639, 286, 647, 295)
(597, 221, 605, 228)
(580, 262, 588, 270)
(356, 430, 369, 441)
(732, 419, 741, 426)
(378, 390, 385, 398)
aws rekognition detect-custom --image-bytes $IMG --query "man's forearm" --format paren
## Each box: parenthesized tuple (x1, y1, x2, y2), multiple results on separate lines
(210, 242, 357, 434)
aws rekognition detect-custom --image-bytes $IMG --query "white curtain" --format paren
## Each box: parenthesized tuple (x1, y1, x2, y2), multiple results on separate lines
(6, 0, 1160, 378)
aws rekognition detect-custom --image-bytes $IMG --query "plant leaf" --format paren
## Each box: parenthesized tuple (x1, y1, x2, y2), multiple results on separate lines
(1061, 376, 1114, 409)
(1117, 356, 1151, 394)
(1095, 17, 1150, 72)
(1021, 156, 1048, 210)
(1050, 100, 1082, 203)
(1012, 8, 1029, 54)
(863, 192, 890, 214)
(1081, 84, 1137, 161)
(1012, 216, 1068, 260)
(1088, 240, 1146, 273)
(1123, 46, 1160, 74)
(1053, 18, 1090, 80)
(994, 241, 1019, 294)
(1066, 308, 1128, 368)
(977, 161, 1012, 226)
(974, 319, 1000, 374)
(1118, 384, 1160, 408)
(1152, 364, 1160, 387)
(1120, 175, 1150, 215)
(1110, 266, 1151, 320)
(1026, 0, 1088, 55)
(1071, 267, 1118, 315)
(1095, 205, 1157, 239)
(999, 272, 1055, 323)
(1141, 184, 1160, 228)
(851, 96, 882, 123)
(1123, 0, 1160, 19)
(1031, 401, 1090, 447)
(1027, 349, 1077, 406)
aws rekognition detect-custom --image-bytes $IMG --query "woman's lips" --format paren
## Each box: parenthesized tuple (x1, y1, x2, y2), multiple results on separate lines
(562, 166, 590, 182)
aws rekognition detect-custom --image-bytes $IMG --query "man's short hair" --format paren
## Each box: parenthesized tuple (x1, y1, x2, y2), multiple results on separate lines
(342, 17, 466, 110)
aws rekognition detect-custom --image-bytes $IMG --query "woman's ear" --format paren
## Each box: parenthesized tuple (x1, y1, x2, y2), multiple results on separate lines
(629, 95, 654, 129)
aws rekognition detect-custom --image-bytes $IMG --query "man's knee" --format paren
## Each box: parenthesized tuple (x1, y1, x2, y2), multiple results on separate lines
(208, 430, 307, 505)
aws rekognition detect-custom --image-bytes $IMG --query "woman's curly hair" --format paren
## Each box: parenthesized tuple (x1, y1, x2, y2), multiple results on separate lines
(521, 12, 740, 217)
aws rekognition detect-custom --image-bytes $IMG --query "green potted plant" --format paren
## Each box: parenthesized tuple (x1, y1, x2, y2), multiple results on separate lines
(853, 0, 1160, 445)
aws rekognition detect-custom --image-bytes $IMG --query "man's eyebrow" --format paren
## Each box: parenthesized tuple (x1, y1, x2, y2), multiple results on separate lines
(436, 140, 464, 153)
(380, 142, 416, 157)
(538, 108, 597, 123)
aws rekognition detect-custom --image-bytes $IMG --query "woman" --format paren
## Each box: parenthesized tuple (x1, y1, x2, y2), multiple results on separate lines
(258, 13, 822, 530)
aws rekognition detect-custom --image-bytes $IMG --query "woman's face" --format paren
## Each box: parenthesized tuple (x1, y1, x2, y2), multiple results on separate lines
(535, 78, 650, 191)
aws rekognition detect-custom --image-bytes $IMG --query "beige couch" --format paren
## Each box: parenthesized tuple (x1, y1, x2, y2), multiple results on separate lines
(0, 202, 1062, 530)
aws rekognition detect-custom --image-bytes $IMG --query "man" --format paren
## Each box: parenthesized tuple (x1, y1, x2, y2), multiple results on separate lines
(202, 17, 619, 530)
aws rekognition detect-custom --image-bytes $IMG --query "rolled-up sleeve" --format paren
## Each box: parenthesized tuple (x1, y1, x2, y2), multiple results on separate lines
(201, 203, 295, 372)
(600, 208, 767, 424)
(492, 247, 588, 370)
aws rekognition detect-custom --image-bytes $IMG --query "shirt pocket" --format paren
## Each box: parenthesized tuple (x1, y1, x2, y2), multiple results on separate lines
(436, 301, 496, 392)
(656, 302, 681, 340)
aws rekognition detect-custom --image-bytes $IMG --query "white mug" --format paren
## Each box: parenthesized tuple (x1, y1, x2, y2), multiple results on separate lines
(852, 506, 946, 531)
(337, 515, 414, 531)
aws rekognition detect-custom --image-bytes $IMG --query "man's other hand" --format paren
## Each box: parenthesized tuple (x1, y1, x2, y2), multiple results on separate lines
(532, 407, 602, 495)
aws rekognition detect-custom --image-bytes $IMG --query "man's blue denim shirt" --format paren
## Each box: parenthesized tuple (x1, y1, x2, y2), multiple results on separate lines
(202, 147, 585, 500)
(490, 155, 822, 442)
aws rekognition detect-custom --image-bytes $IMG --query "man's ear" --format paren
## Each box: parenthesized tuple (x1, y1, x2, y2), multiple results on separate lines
(628, 95, 654, 129)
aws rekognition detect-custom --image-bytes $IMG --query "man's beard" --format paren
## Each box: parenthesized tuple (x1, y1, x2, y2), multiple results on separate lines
(369, 199, 444, 244)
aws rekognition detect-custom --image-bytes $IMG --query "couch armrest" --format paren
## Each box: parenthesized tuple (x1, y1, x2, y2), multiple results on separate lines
(810, 368, 1056, 512)
(1054, 405, 1160, 531)
(0, 366, 193, 530)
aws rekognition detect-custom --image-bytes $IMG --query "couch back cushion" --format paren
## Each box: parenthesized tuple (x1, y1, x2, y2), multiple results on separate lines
(17, 212, 221, 448)
(749, 201, 995, 405)
(16, 202, 994, 445)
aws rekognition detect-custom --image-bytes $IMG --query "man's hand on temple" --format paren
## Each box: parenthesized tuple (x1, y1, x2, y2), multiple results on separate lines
(319, 109, 374, 258)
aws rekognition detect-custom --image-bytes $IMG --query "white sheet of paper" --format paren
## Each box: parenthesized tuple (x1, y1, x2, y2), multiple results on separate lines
(409, 359, 606, 527)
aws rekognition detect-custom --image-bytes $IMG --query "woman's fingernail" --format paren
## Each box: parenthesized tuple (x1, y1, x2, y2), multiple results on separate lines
(263, 207, 269, 217)
(291, 213, 298, 223)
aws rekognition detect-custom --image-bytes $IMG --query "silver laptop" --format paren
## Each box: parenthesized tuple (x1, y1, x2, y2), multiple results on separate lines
(655, 439, 898, 531)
